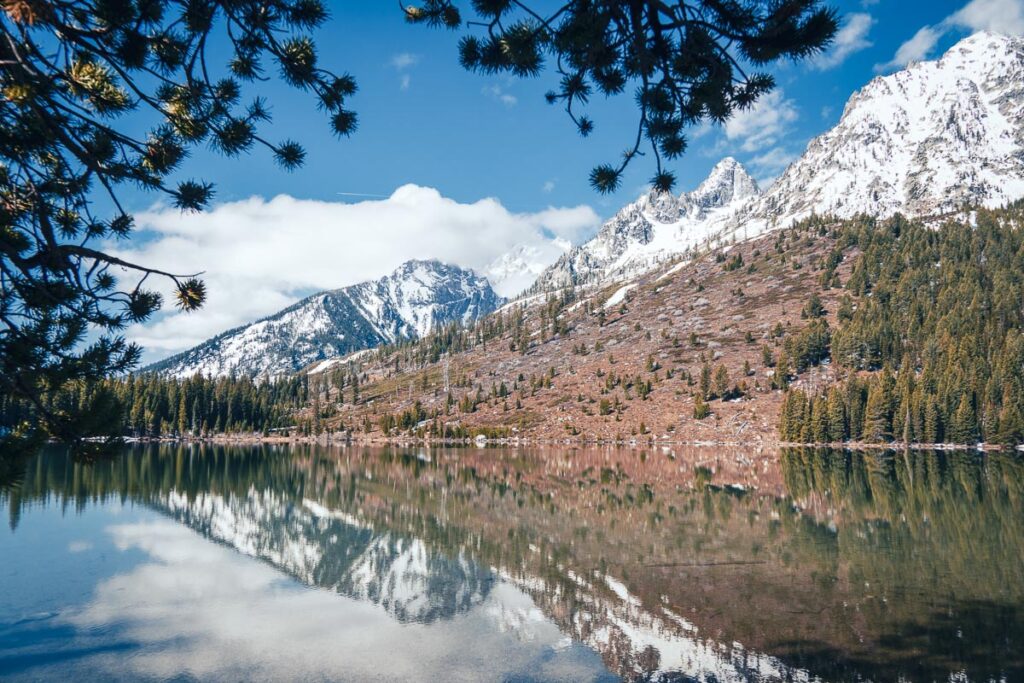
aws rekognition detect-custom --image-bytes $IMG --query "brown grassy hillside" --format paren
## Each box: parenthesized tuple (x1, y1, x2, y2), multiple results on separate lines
(301, 218, 853, 443)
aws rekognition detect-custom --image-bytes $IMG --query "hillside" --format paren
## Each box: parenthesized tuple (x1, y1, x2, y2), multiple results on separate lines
(298, 214, 854, 444)
(281, 202, 1024, 448)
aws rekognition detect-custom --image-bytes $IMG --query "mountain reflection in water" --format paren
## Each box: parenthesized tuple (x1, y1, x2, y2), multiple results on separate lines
(2, 444, 1022, 682)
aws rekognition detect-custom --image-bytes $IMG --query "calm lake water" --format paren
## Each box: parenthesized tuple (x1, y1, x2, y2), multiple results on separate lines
(1, 444, 1022, 682)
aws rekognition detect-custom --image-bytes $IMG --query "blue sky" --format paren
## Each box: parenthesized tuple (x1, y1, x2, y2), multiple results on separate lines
(111, 0, 1024, 361)
(123, 0, 989, 215)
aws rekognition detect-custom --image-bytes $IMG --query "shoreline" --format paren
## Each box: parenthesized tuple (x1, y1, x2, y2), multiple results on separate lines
(107, 433, 1021, 453)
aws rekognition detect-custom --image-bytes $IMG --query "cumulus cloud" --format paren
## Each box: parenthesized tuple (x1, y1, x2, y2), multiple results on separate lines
(723, 90, 799, 152)
(812, 13, 875, 70)
(876, 0, 1024, 71)
(110, 187, 599, 360)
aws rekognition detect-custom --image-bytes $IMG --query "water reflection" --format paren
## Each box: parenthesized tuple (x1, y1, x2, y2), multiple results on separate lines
(2, 444, 1022, 682)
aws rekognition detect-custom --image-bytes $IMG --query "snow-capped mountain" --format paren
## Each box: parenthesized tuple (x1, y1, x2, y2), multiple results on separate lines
(485, 243, 567, 298)
(534, 31, 1024, 291)
(147, 260, 503, 378)
(731, 30, 1024, 235)
(533, 157, 760, 290)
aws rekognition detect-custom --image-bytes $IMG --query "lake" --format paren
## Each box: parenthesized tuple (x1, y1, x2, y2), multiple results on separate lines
(1, 444, 1022, 682)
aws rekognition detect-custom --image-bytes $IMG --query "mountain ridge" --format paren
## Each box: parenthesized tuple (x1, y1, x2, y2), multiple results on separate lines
(531, 31, 1024, 293)
(147, 259, 503, 379)
(532, 157, 761, 291)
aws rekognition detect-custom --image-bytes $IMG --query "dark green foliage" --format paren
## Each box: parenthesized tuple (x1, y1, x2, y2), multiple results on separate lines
(1, 0, 355, 440)
(801, 292, 826, 319)
(407, 0, 837, 193)
(779, 207, 1024, 446)
(784, 319, 831, 372)
(0, 373, 305, 439)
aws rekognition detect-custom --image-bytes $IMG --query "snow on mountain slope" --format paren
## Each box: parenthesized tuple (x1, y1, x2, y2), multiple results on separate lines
(533, 157, 760, 290)
(485, 242, 569, 298)
(729, 30, 1024, 235)
(147, 260, 503, 379)
(534, 31, 1024, 292)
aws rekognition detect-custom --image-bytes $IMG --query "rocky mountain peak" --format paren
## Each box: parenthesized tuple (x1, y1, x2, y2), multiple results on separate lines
(688, 156, 760, 212)
(742, 31, 1024, 228)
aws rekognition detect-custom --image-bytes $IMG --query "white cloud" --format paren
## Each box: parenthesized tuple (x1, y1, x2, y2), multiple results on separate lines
(689, 120, 714, 139)
(390, 53, 419, 70)
(876, 0, 1024, 72)
(391, 53, 419, 90)
(875, 25, 942, 71)
(950, 0, 1024, 33)
(483, 84, 518, 107)
(723, 90, 799, 152)
(111, 187, 599, 359)
(812, 13, 875, 69)
(542, 180, 555, 193)
(748, 146, 800, 184)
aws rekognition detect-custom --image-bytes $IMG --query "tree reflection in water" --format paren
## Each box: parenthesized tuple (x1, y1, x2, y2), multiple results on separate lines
(3, 444, 1022, 682)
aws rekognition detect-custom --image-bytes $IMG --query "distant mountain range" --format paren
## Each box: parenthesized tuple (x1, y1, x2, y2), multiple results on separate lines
(148, 31, 1024, 380)
(147, 260, 502, 378)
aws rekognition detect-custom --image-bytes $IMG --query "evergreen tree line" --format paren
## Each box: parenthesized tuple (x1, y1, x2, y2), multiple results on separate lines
(779, 204, 1024, 446)
(1, 373, 309, 438)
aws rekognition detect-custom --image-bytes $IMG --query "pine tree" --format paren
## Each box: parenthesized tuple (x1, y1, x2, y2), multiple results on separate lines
(713, 365, 730, 399)
(997, 396, 1024, 448)
(177, 394, 189, 437)
(699, 363, 713, 400)
(950, 394, 977, 445)
(693, 395, 711, 420)
(410, 1, 837, 193)
(923, 401, 941, 444)
(773, 352, 791, 391)
(826, 388, 847, 442)
(862, 380, 892, 443)
(810, 395, 830, 443)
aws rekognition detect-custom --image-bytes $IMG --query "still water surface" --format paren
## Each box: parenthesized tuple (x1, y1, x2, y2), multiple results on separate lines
(1, 444, 1022, 682)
